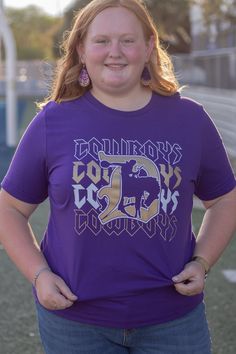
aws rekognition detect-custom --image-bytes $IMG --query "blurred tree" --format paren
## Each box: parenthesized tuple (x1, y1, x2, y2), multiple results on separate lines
(192, 0, 236, 49)
(200, 0, 236, 25)
(145, 0, 191, 53)
(52, 0, 89, 57)
(5, 5, 62, 60)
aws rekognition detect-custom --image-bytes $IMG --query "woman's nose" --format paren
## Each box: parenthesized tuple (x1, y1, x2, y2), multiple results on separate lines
(108, 40, 122, 57)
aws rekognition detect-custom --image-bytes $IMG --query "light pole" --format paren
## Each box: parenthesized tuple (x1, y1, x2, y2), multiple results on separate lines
(0, 0, 17, 147)
(56, 0, 61, 16)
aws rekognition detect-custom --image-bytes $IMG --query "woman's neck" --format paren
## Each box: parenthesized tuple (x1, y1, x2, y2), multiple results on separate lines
(90, 86, 152, 112)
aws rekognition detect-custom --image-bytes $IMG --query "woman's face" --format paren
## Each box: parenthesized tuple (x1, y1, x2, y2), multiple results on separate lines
(78, 6, 153, 97)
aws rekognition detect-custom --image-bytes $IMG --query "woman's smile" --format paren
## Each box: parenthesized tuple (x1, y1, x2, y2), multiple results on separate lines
(104, 63, 128, 70)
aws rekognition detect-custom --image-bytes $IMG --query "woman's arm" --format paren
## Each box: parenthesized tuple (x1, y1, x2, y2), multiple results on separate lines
(0, 189, 77, 309)
(193, 186, 236, 266)
(172, 187, 236, 296)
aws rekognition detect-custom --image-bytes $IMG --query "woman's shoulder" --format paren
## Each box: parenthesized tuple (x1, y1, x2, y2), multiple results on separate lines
(178, 91, 204, 110)
(152, 90, 206, 122)
(154, 90, 203, 110)
(152, 90, 212, 128)
(40, 97, 79, 113)
(154, 89, 202, 104)
(36, 97, 84, 121)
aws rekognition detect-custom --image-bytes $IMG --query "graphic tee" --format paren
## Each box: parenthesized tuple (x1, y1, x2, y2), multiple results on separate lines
(2, 91, 236, 327)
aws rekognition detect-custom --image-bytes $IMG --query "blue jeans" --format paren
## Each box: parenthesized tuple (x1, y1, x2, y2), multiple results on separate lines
(36, 302, 212, 354)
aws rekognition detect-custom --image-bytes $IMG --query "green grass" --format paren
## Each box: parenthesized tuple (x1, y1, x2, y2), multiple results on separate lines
(0, 204, 235, 353)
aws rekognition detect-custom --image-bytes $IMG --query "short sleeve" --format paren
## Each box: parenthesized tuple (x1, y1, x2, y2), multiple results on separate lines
(194, 107, 236, 200)
(1, 109, 48, 204)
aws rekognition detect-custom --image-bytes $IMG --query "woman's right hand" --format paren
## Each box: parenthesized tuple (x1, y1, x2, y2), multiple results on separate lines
(35, 270, 78, 310)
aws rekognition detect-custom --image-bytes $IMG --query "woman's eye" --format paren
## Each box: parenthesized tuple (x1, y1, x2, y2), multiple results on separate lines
(123, 39, 135, 44)
(95, 39, 108, 44)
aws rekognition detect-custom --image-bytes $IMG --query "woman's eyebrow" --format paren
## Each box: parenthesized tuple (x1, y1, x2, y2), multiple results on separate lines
(91, 32, 136, 38)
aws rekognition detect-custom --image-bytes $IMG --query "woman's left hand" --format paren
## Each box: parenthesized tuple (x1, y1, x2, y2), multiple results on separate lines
(172, 261, 206, 296)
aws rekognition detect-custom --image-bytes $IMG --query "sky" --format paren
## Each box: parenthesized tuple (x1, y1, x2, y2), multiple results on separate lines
(3, 0, 74, 16)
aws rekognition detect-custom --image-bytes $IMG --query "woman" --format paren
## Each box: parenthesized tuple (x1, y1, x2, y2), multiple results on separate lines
(0, 0, 236, 353)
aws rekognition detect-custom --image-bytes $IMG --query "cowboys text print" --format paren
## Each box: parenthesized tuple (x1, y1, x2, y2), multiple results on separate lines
(72, 138, 182, 241)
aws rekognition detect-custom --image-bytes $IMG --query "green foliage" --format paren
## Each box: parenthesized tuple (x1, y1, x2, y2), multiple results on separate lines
(5, 5, 63, 60)
(145, 0, 191, 53)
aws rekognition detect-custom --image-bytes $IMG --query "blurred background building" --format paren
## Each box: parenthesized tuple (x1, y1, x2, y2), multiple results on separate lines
(174, 0, 236, 89)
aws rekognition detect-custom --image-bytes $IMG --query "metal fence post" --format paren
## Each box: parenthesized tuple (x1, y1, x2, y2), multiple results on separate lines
(0, 4, 17, 147)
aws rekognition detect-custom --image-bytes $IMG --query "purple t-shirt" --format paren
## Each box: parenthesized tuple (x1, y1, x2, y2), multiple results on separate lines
(2, 91, 236, 328)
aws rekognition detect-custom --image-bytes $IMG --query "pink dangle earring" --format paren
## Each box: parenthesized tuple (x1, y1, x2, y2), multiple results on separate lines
(78, 65, 90, 87)
(141, 66, 152, 86)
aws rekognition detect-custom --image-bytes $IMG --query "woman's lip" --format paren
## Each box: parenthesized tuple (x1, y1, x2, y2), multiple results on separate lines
(104, 64, 127, 71)
(104, 64, 127, 67)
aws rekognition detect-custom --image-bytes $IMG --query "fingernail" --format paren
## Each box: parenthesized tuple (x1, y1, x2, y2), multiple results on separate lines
(172, 276, 179, 282)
